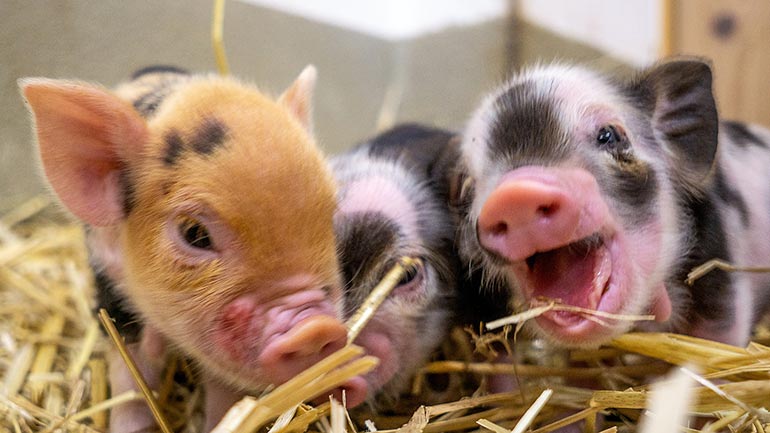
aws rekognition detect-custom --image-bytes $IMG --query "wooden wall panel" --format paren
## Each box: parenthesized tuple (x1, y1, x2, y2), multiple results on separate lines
(668, 1, 770, 127)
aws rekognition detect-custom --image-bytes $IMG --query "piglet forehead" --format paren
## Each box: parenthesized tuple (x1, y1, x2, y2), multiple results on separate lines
(141, 76, 336, 209)
(337, 175, 419, 241)
(513, 65, 629, 132)
(149, 77, 312, 148)
(462, 64, 630, 176)
(123, 77, 340, 284)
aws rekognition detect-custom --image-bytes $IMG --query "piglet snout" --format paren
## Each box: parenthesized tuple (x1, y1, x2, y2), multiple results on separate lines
(258, 315, 347, 384)
(477, 167, 604, 262)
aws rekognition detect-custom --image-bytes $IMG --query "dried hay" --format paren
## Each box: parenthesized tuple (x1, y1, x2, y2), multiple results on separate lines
(1, 196, 770, 433)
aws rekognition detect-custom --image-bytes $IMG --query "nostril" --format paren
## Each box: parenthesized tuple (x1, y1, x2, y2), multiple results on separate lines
(489, 221, 508, 236)
(537, 202, 559, 217)
(279, 349, 299, 362)
(267, 316, 346, 357)
(289, 335, 341, 360)
(282, 345, 330, 361)
(318, 340, 338, 356)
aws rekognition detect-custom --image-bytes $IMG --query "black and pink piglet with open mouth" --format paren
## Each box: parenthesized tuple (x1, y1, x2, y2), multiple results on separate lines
(448, 58, 770, 348)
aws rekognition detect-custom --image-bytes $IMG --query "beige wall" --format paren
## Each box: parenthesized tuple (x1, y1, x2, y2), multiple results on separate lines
(516, 0, 663, 67)
(0, 1, 508, 213)
(669, 0, 770, 127)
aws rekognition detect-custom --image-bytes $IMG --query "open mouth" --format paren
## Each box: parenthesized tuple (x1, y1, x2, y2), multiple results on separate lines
(518, 233, 612, 327)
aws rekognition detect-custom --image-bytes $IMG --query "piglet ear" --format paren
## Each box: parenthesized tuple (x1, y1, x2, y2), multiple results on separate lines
(631, 58, 719, 189)
(20, 78, 148, 226)
(278, 65, 317, 133)
(433, 135, 467, 210)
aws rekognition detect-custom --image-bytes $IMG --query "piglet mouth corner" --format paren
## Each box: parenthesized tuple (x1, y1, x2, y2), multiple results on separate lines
(516, 234, 613, 327)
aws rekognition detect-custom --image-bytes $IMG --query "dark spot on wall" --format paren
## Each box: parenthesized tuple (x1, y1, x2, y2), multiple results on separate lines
(163, 130, 185, 166)
(190, 118, 229, 155)
(711, 13, 737, 40)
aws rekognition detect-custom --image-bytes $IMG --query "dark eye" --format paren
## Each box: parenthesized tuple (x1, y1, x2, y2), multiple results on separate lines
(178, 217, 213, 250)
(396, 260, 424, 287)
(596, 125, 632, 158)
(597, 125, 621, 146)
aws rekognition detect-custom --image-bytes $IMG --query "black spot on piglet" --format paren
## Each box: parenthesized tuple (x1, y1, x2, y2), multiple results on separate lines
(163, 130, 185, 166)
(190, 118, 229, 155)
(723, 120, 766, 148)
(93, 269, 142, 343)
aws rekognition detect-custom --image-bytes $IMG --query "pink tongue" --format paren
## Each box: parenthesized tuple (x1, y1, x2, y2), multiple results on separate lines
(531, 247, 597, 309)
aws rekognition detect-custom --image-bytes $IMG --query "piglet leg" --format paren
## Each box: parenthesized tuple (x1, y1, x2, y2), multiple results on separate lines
(108, 328, 167, 433)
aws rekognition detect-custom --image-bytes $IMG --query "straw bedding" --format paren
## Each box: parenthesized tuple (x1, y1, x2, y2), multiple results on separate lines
(1, 196, 769, 433)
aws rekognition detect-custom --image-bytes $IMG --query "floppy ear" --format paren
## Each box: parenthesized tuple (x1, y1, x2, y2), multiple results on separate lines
(630, 58, 719, 189)
(278, 64, 317, 133)
(20, 78, 148, 226)
(432, 135, 470, 211)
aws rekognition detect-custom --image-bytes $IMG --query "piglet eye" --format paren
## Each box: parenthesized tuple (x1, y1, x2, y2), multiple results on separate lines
(177, 216, 213, 250)
(597, 125, 620, 145)
(596, 125, 632, 159)
(397, 260, 424, 287)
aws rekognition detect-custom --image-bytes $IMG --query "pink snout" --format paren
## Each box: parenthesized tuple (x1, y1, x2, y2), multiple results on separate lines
(258, 315, 347, 384)
(477, 167, 606, 262)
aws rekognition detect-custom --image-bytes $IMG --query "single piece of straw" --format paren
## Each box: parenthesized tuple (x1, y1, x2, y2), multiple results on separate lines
(97, 309, 173, 433)
(346, 257, 421, 344)
(686, 259, 770, 285)
(486, 301, 655, 330)
(510, 389, 553, 433)
(212, 0, 230, 75)
(476, 418, 509, 433)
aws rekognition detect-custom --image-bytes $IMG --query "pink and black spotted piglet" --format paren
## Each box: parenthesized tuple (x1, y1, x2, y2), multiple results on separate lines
(447, 58, 770, 349)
